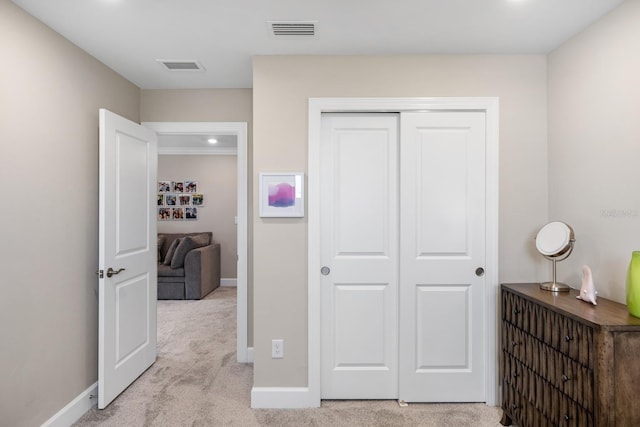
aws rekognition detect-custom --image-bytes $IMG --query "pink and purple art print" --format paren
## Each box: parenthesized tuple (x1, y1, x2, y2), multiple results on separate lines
(268, 182, 295, 208)
(260, 173, 304, 217)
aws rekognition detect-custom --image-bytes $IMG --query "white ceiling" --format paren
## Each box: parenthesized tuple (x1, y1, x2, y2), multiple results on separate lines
(12, 0, 625, 89)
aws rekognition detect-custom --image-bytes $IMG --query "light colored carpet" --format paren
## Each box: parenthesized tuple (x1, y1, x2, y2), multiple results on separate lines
(74, 287, 503, 426)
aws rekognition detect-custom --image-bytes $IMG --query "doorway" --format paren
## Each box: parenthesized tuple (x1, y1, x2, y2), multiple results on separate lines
(308, 98, 499, 407)
(142, 121, 250, 363)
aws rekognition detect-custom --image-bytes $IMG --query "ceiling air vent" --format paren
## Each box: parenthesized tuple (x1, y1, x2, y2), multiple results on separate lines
(157, 60, 205, 72)
(268, 21, 317, 38)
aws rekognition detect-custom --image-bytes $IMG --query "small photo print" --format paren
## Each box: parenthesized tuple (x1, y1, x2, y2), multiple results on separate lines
(173, 181, 184, 193)
(158, 181, 172, 192)
(158, 208, 171, 220)
(172, 207, 185, 220)
(157, 194, 164, 206)
(179, 194, 191, 206)
(185, 180, 198, 193)
(165, 194, 177, 206)
(192, 193, 204, 206)
(186, 207, 198, 220)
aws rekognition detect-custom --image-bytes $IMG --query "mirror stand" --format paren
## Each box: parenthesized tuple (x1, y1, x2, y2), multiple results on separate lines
(540, 258, 571, 292)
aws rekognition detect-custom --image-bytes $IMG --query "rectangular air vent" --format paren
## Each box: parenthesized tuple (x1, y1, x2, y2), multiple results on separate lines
(157, 60, 205, 72)
(268, 21, 317, 38)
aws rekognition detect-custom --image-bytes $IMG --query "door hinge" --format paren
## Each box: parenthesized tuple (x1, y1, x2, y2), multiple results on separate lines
(96, 269, 104, 279)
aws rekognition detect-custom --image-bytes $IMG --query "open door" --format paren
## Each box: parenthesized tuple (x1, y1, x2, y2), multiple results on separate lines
(98, 109, 157, 409)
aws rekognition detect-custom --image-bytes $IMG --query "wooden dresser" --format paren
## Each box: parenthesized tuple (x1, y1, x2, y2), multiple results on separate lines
(500, 283, 640, 427)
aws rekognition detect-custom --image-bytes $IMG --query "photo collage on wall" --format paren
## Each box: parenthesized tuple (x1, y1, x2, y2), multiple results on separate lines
(157, 180, 204, 221)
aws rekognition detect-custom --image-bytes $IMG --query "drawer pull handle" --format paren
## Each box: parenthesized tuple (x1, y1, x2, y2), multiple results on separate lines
(562, 374, 570, 382)
(564, 414, 572, 421)
(565, 335, 573, 342)
(511, 341, 518, 348)
(512, 371, 519, 378)
(512, 404, 518, 410)
(513, 308, 520, 315)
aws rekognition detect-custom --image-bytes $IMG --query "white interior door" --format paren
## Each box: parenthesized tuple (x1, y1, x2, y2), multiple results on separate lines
(320, 111, 487, 402)
(398, 112, 486, 402)
(98, 109, 157, 409)
(320, 114, 399, 399)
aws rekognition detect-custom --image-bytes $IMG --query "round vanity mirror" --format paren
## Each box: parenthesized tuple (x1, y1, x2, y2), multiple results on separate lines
(536, 221, 575, 292)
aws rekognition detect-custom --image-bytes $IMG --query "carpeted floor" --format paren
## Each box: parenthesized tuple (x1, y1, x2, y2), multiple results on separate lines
(74, 287, 503, 426)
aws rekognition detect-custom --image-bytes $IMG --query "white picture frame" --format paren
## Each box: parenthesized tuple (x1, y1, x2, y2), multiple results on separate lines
(259, 172, 305, 218)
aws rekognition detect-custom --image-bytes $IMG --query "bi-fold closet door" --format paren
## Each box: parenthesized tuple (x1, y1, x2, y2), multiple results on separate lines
(320, 111, 486, 402)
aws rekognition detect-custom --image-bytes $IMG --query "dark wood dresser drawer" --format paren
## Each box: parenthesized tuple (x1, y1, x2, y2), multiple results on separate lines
(503, 289, 594, 368)
(502, 323, 594, 412)
(500, 283, 640, 427)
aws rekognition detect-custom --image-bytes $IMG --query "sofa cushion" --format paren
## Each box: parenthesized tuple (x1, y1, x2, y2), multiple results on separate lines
(171, 235, 209, 269)
(162, 238, 181, 265)
(157, 264, 185, 277)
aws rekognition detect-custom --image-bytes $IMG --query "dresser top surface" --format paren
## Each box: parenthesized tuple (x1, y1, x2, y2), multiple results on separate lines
(502, 283, 640, 328)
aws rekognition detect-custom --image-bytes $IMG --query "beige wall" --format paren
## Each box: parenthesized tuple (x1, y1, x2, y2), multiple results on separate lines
(140, 89, 254, 345)
(140, 89, 253, 124)
(252, 55, 549, 387)
(0, 1, 140, 425)
(548, 0, 640, 302)
(158, 155, 238, 278)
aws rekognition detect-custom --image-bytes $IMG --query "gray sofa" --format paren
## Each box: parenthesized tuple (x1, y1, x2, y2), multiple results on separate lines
(157, 232, 221, 300)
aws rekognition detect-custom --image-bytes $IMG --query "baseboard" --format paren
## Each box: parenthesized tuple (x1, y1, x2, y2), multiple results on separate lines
(41, 382, 97, 427)
(247, 346, 254, 363)
(251, 387, 318, 408)
(220, 278, 237, 287)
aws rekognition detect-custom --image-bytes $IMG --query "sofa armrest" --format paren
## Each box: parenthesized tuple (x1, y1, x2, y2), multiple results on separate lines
(184, 243, 221, 300)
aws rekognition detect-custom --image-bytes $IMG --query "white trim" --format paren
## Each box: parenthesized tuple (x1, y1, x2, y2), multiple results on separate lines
(142, 121, 249, 364)
(307, 97, 499, 408)
(40, 382, 97, 427)
(251, 387, 318, 409)
(220, 278, 237, 287)
(158, 146, 237, 156)
(247, 346, 254, 363)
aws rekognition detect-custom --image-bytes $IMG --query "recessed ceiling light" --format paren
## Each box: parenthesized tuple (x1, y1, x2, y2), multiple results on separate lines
(208, 138, 218, 144)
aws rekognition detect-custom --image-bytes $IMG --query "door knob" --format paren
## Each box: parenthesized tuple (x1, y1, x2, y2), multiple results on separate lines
(106, 267, 125, 278)
(475, 267, 485, 277)
(320, 266, 330, 276)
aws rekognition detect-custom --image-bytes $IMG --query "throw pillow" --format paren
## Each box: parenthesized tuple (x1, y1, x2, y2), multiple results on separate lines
(190, 233, 211, 246)
(162, 238, 181, 266)
(157, 235, 166, 261)
(170, 235, 209, 269)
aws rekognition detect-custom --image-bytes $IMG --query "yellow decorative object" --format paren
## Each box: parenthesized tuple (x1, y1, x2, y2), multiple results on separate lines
(626, 251, 640, 317)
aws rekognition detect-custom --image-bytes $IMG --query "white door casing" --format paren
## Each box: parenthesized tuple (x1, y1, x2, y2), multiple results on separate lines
(142, 121, 249, 363)
(99, 109, 158, 409)
(307, 97, 499, 409)
(398, 112, 486, 402)
(320, 114, 399, 399)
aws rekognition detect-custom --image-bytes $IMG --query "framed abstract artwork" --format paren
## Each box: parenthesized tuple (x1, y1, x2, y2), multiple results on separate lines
(259, 173, 304, 218)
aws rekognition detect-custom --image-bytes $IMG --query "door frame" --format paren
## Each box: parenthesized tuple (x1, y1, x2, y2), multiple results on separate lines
(142, 121, 250, 363)
(308, 97, 499, 407)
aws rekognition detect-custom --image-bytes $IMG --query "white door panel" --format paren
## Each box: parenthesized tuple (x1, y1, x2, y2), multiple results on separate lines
(320, 114, 399, 399)
(99, 109, 157, 409)
(399, 112, 486, 402)
(415, 285, 471, 369)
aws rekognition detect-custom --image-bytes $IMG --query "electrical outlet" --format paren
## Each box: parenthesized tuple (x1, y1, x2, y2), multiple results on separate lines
(272, 339, 284, 358)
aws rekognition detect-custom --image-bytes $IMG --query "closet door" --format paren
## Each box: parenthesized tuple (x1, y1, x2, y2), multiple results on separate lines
(398, 112, 486, 402)
(320, 113, 399, 399)
(319, 111, 487, 402)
